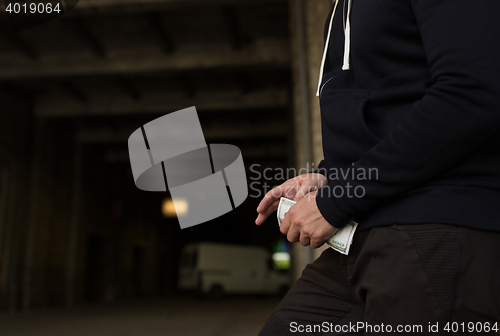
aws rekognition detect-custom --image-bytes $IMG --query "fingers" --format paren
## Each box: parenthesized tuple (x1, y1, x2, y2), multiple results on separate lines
(292, 185, 308, 202)
(281, 207, 303, 244)
(274, 187, 336, 249)
(257, 178, 301, 213)
(299, 234, 310, 247)
(292, 174, 327, 202)
(256, 181, 299, 226)
(260, 186, 286, 211)
(293, 184, 318, 202)
(310, 239, 325, 249)
(287, 225, 300, 243)
(255, 198, 280, 225)
(310, 227, 338, 249)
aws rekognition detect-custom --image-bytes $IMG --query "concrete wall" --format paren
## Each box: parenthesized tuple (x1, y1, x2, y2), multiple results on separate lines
(0, 113, 174, 310)
(20, 120, 76, 309)
(0, 91, 34, 311)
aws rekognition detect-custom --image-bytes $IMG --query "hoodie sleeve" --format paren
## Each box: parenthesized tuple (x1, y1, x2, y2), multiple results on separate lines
(316, 0, 500, 228)
(314, 160, 327, 176)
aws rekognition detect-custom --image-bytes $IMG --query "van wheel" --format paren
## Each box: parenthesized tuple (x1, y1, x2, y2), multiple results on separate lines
(277, 285, 289, 297)
(209, 285, 224, 300)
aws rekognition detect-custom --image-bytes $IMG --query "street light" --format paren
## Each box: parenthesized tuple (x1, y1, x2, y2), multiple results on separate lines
(162, 198, 189, 218)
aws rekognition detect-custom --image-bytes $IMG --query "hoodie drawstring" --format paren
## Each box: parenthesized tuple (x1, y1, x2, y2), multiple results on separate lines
(342, 0, 352, 71)
(316, 0, 352, 97)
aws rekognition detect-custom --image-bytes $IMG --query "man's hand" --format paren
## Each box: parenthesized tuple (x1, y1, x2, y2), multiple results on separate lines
(278, 191, 338, 248)
(255, 173, 327, 226)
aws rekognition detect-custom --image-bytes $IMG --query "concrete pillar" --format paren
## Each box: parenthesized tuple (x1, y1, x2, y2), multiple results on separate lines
(8, 159, 29, 313)
(0, 158, 24, 314)
(0, 91, 34, 311)
(0, 167, 8, 246)
(0, 165, 11, 290)
(66, 144, 82, 306)
(0, 160, 13, 306)
(289, 0, 334, 278)
(22, 121, 48, 311)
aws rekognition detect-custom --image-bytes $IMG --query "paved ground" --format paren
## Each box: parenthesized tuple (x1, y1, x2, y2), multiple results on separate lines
(0, 296, 280, 336)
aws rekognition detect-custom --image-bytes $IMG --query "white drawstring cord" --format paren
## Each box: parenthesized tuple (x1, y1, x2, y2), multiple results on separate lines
(342, 0, 352, 70)
(316, 0, 353, 97)
(316, 0, 340, 97)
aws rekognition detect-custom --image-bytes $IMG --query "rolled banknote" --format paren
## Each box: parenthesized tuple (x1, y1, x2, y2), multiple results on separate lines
(277, 197, 358, 255)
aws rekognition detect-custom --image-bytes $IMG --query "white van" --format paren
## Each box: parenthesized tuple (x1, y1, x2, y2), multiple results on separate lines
(178, 242, 291, 298)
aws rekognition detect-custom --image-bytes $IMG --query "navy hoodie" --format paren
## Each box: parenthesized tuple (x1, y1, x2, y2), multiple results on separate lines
(315, 0, 500, 232)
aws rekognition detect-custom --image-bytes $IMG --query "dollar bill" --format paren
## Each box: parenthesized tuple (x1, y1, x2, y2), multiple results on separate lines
(324, 220, 358, 255)
(277, 197, 358, 255)
(277, 197, 296, 227)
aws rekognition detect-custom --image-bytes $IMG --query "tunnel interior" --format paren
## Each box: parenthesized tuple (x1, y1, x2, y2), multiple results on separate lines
(0, 0, 301, 310)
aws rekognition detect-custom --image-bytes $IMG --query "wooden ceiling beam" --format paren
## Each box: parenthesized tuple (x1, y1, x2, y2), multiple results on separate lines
(77, 121, 287, 144)
(240, 73, 255, 94)
(221, 6, 241, 50)
(0, 39, 289, 81)
(175, 74, 195, 98)
(0, 22, 39, 60)
(149, 13, 175, 54)
(114, 78, 141, 100)
(74, 18, 106, 58)
(104, 144, 287, 162)
(58, 81, 88, 102)
(35, 87, 289, 117)
(74, 0, 285, 9)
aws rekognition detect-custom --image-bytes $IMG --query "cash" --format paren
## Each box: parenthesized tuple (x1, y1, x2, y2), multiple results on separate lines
(276, 197, 358, 255)
(277, 197, 296, 227)
(324, 221, 358, 255)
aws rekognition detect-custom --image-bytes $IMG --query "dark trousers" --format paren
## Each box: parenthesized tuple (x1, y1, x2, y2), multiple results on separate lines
(259, 224, 500, 335)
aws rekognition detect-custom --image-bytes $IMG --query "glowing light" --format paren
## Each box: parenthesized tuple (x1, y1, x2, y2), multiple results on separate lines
(162, 198, 189, 218)
(272, 252, 291, 270)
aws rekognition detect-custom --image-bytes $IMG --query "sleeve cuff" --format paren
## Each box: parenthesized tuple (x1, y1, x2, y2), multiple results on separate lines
(313, 160, 328, 177)
(315, 183, 359, 229)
